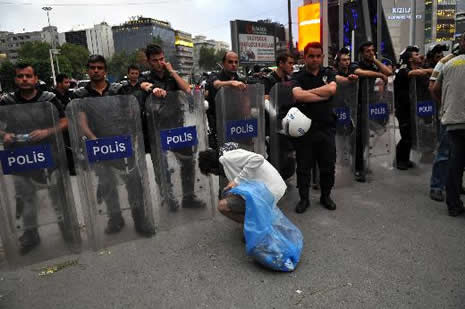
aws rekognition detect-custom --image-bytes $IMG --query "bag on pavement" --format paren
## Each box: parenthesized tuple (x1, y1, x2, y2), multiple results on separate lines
(229, 181, 303, 272)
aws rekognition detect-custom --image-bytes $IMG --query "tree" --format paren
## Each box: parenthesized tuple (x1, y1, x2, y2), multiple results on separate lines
(198, 46, 217, 71)
(17, 41, 53, 84)
(107, 51, 138, 81)
(59, 43, 89, 80)
(0, 60, 15, 92)
(214, 48, 228, 66)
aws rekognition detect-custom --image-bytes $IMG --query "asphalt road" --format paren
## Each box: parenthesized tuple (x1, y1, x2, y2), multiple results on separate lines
(0, 161, 464, 309)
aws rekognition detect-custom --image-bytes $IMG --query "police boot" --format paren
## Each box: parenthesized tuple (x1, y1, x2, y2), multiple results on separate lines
(131, 207, 155, 237)
(180, 157, 205, 209)
(320, 194, 336, 211)
(105, 214, 125, 234)
(19, 229, 40, 255)
(295, 187, 310, 214)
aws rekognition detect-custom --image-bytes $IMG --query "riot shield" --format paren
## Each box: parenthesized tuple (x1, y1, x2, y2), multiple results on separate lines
(145, 90, 215, 230)
(215, 84, 266, 156)
(66, 95, 155, 251)
(409, 77, 437, 164)
(0, 102, 81, 268)
(360, 77, 395, 175)
(332, 81, 358, 187)
(268, 82, 296, 180)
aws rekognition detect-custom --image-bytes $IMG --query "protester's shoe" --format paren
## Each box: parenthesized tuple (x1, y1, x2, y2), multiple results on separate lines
(104, 215, 125, 234)
(182, 195, 206, 208)
(430, 189, 444, 202)
(448, 206, 465, 217)
(295, 199, 310, 214)
(396, 161, 409, 170)
(19, 229, 40, 255)
(320, 195, 336, 210)
(407, 161, 415, 168)
(355, 171, 366, 183)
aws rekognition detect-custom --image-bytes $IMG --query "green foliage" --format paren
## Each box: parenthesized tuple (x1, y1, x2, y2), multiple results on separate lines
(59, 43, 89, 79)
(107, 50, 150, 81)
(0, 60, 15, 92)
(198, 46, 217, 71)
(198, 47, 227, 72)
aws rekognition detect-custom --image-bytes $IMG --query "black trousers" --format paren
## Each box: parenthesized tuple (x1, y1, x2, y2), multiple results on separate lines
(396, 116, 412, 164)
(292, 126, 336, 196)
(446, 129, 465, 209)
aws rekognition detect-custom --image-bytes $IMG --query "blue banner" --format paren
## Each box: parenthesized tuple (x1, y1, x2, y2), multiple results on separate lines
(226, 118, 258, 141)
(160, 126, 198, 151)
(369, 103, 389, 120)
(334, 107, 351, 125)
(417, 101, 435, 118)
(86, 135, 133, 163)
(0, 144, 55, 174)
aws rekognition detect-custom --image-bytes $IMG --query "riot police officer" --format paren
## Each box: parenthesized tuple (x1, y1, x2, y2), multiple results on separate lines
(140, 44, 204, 209)
(0, 62, 66, 254)
(291, 42, 338, 213)
(205, 51, 246, 149)
(73, 54, 155, 236)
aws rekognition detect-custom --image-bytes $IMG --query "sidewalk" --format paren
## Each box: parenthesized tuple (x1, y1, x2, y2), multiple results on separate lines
(0, 163, 464, 308)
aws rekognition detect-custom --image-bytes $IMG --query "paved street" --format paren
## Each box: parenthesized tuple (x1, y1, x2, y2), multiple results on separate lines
(0, 162, 464, 309)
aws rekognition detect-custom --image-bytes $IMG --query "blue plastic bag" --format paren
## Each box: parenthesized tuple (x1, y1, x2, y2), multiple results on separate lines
(229, 181, 303, 272)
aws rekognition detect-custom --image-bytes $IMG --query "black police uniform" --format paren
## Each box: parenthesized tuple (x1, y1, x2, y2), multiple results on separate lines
(291, 67, 337, 203)
(206, 69, 243, 149)
(52, 88, 76, 175)
(141, 69, 204, 209)
(73, 81, 154, 236)
(0, 90, 67, 254)
(349, 60, 380, 179)
(394, 66, 412, 168)
(263, 70, 296, 180)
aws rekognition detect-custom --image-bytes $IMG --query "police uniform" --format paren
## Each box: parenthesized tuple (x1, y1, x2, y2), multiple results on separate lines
(206, 70, 243, 149)
(73, 81, 154, 236)
(349, 60, 380, 180)
(291, 67, 337, 204)
(263, 70, 296, 180)
(142, 69, 204, 209)
(394, 65, 413, 168)
(0, 90, 66, 253)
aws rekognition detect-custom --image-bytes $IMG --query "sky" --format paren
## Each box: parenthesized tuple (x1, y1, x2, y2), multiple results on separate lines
(1, 0, 303, 45)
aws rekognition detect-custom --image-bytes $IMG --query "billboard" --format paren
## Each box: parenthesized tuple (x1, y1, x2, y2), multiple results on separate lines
(298, 3, 321, 52)
(230, 20, 279, 65)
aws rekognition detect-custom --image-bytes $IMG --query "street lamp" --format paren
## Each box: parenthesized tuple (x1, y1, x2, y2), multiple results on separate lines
(42, 7, 52, 27)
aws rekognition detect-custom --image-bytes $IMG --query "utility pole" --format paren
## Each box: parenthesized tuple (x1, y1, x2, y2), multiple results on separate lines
(409, 0, 417, 45)
(339, 0, 344, 49)
(288, 0, 294, 54)
(377, 0, 382, 58)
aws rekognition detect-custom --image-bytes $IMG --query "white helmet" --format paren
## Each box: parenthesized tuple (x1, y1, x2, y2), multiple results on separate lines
(281, 107, 312, 137)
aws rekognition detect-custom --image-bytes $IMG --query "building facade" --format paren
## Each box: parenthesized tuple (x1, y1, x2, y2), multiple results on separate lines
(382, 0, 425, 56)
(174, 30, 194, 78)
(86, 22, 115, 59)
(0, 27, 58, 62)
(425, 0, 457, 43)
(112, 17, 177, 66)
(64, 30, 88, 49)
